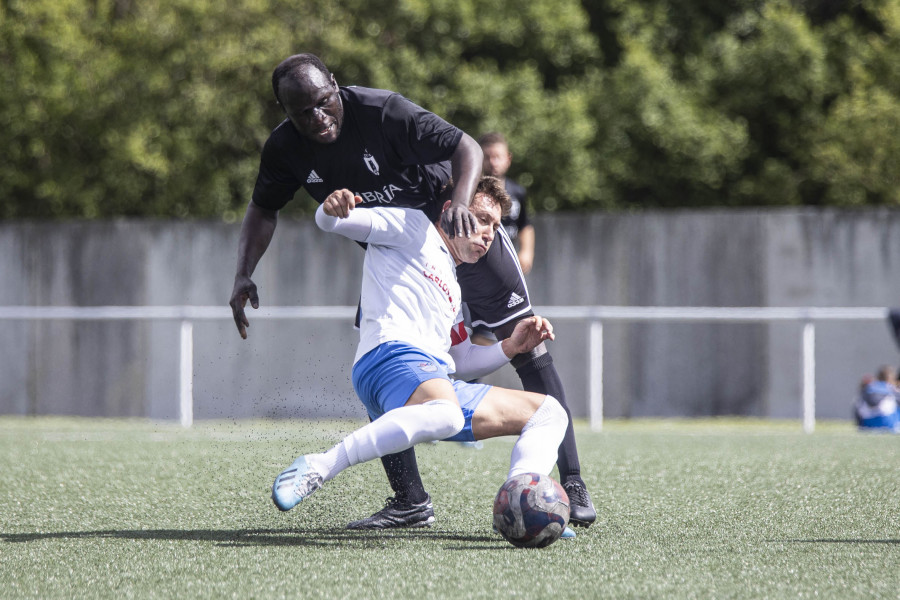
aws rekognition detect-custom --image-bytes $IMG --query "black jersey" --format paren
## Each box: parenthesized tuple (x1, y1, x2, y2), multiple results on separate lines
(456, 226, 533, 331)
(252, 86, 461, 221)
(501, 179, 530, 242)
(253, 84, 534, 333)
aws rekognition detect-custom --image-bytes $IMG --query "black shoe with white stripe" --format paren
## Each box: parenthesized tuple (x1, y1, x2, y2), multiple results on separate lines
(346, 495, 435, 530)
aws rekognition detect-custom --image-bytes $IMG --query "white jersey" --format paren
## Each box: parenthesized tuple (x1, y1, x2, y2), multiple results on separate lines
(316, 205, 462, 370)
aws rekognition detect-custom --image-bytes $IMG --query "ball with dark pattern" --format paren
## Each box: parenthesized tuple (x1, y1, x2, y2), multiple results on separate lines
(492, 473, 570, 548)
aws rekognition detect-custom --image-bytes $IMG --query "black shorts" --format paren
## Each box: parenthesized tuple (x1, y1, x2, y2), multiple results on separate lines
(456, 226, 533, 332)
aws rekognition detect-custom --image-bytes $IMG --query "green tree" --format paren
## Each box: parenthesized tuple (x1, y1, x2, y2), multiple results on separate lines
(4, 0, 900, 218)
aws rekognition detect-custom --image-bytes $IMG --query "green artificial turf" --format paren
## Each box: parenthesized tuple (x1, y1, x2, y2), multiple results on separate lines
(1, 417, 898, 599)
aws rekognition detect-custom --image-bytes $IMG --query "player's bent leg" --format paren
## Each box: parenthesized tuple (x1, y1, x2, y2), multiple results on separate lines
(344, 393, 461, 527)
(475, 392, 575, 540)
(312, 397, 463, 482)
(470, 389, 567, 477)
(338, 378, 464, 467)
(507, 396, 567, 478)
(343, 356, 461, 529)
(497, 330, 597, 528)
(493, 326, 581, 478)
(469, 387, 545, 440)
(341, 398, 464, 465)
(277, 386, 463, 515)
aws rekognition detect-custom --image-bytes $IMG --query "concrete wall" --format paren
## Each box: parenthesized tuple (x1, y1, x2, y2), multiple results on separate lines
(2, 208, 899, 422)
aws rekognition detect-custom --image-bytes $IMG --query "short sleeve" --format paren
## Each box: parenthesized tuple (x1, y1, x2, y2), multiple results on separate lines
(381, 94, 463, 167)
(251, 133, 303, 210)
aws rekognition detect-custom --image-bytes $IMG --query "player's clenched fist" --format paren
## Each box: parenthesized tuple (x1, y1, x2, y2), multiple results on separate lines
(323, 189, 360, 218)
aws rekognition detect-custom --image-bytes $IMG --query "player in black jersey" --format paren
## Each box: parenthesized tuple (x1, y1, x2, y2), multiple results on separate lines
(466, 133, 534, 346)
(478, 132, 534, 274)
(229, 53, 596, 529)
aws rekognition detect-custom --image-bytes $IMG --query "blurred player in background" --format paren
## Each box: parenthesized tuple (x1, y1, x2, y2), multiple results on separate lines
(229, 53, 595, 530)
(466, 133, 535, 349)
(271, 181, 572, 541)
(478, 132, 535, 274)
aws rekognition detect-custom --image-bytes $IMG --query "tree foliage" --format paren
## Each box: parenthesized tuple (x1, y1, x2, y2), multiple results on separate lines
(1, 0, 900, 218)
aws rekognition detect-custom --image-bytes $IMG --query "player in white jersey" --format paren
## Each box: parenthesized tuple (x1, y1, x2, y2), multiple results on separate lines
(271, 178, 570, 526)
(232, 54, 596, 529)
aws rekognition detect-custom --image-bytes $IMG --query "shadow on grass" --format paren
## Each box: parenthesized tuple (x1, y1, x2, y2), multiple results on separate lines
(773, 538, 900, 545)
(0, 528, 509, 550)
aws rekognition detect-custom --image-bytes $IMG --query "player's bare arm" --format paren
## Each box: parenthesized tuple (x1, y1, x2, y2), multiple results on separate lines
(440, 133, 483, 239)
(229, 201, 278, 339)
(322, 189, 360, 218)
(501, 315, 555, 358)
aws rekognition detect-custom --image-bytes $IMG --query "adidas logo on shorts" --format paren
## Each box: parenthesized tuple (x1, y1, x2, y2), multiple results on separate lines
(306, 170, 323, 184)
(507, 292, 525, 308)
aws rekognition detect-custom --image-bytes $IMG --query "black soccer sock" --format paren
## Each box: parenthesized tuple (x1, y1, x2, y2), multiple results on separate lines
(512, 351, 583, 485)
(380, 447, 429, 504)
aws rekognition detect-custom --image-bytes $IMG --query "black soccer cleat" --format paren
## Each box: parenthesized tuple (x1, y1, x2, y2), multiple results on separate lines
(346, 494, 435, 530)
(564, 480, 597, 528)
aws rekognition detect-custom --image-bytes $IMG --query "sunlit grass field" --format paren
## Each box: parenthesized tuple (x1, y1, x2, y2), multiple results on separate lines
(1, 416, 898, 599)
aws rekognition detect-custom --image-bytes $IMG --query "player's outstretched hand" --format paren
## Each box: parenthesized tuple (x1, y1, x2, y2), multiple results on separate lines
(323, 189, 360, 218)
(229, 274, 259, 340)
(440, 203, 477, 239)
(502, 316, 555, 357)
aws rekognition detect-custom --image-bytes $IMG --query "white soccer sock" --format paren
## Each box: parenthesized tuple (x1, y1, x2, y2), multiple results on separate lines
(309, 399, 464, 482)
(508, 395, 568, 479)
(308, 442, 351, 483)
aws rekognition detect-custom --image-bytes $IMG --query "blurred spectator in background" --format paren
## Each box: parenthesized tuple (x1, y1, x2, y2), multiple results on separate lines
(478, 133, 535, 275)
(469, 132, 536, 352)
(853, 366, 900, 432)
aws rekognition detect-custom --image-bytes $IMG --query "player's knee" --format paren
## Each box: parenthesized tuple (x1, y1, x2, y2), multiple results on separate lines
(423, 398, 465, 439)
(542, 395, 569, 436)
(521, 395, 567, 437)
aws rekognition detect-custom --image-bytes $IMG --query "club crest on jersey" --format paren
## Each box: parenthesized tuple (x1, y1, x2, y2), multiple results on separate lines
(363, 151, 380, 175)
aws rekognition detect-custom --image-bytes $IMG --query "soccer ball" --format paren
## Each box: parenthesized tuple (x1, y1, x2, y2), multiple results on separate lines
(492, 473, 570, 548)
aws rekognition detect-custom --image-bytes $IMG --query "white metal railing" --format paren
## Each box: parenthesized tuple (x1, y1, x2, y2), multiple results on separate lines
(536, 306, 890, 433)
(1, 305, 889, 432)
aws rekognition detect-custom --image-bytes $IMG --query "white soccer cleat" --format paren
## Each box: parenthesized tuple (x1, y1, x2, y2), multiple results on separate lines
(271, 456, 323, 512)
